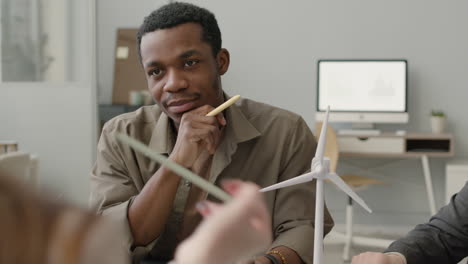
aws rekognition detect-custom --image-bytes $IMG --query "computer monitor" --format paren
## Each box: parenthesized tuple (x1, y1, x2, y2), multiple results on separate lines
(316, 59, 408, 130)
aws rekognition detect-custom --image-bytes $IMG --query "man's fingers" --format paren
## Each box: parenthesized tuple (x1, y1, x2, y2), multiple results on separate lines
(183, 106, 225, 128)
(204, 126, 221, 153)
(201, 129, 217, 154)
(216, 112, 226, 126)
(190, 104, 215, 115)
(179, 106, 224, 155)
(187, 127, 216, 144)
(189, 105, 225, 127)
(182, 116, 219, 131)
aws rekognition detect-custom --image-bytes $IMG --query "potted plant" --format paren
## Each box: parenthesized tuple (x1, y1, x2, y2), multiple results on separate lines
(431, 110, 446, 134)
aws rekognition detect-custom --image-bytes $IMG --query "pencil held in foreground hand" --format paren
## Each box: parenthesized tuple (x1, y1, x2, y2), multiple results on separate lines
(116, 133, 232, 202)
(206, 95, 241, 117)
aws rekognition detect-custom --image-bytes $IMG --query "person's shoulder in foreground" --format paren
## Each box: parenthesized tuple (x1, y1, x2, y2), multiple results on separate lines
(0, 173, 129, 264)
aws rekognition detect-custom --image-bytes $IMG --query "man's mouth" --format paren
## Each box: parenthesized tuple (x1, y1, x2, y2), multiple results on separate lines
(166, 98, 197, 114)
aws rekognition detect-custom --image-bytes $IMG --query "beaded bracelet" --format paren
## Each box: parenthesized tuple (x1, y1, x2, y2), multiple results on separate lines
(267, 250, 287, 264)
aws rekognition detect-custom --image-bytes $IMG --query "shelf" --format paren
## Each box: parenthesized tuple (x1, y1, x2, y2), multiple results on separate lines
(339, 132, 454, 158)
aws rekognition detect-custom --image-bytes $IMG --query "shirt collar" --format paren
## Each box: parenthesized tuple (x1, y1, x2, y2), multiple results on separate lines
(148, 110, 175, 154)
(224, 98, 261, 144)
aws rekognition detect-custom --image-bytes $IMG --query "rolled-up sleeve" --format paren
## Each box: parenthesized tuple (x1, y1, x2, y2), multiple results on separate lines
(270, 117, 334, 264)
(89, 123, 157, 258)
(270, 220, 317, 263)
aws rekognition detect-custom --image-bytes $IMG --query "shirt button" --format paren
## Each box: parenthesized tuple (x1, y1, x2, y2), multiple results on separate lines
(184, 180, 192, 187)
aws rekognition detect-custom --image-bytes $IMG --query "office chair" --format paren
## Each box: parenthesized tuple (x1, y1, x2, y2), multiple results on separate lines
(315, 122, 384, 261)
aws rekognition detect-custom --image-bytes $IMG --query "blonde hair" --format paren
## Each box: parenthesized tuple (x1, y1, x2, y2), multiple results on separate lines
(0, 174, 99, 264)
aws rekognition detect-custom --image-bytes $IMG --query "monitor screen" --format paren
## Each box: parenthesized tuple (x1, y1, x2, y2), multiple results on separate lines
(317, 60, 407, 113)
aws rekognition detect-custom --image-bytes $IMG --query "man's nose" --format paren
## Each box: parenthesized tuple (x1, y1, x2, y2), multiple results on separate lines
(163, 69, 188, 93)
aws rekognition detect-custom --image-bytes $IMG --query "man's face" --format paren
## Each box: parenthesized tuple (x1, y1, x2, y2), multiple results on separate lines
(140, 23, 229, 126)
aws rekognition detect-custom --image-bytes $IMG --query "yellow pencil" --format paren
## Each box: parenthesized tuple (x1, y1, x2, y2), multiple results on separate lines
(206, 95, 241, 117)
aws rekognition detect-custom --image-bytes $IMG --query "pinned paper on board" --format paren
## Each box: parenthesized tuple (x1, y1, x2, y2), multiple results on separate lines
(116, 46, 129, 59)
(112, 29, 147, 104)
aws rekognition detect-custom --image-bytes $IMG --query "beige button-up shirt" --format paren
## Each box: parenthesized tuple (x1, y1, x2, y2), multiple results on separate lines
(90, 97, 334, 264)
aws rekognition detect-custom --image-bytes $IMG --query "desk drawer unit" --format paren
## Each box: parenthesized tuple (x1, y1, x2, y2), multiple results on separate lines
(338, 137, 405, 154)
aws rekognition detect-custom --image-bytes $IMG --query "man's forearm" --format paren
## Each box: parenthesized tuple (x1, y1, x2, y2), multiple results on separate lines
(128, 165, 181, 246)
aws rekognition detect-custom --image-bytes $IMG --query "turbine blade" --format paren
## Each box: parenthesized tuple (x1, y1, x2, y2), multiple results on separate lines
(316, 106, 330, 162)
(327, 172, 373, 213)
(260, 172, 314, 192)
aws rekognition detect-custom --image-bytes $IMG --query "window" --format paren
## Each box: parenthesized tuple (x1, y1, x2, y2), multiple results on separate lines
(1, 0, 69, 82)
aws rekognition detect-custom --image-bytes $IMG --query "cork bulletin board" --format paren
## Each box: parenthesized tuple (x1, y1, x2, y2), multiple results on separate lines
(112, 28, 147, 104)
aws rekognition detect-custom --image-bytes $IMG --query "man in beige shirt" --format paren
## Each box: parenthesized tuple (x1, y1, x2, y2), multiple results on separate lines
(90, 2, 333, 264)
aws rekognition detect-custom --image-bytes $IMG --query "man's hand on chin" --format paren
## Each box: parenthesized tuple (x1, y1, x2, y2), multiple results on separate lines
(170, 105, 226, 169)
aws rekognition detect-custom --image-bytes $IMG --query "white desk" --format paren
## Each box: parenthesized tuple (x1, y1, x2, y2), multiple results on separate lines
(338, 132, 454, 215)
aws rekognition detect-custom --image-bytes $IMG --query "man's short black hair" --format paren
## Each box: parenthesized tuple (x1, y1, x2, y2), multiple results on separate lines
(137, 2, 222, 63)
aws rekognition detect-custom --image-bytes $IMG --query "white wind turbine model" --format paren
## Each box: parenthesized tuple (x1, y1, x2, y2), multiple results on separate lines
(260, 106, 372, 264)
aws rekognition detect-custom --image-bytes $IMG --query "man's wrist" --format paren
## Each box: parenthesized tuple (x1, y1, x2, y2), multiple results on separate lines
(260, 254, 280, 264)
(168, 153, 192, 169)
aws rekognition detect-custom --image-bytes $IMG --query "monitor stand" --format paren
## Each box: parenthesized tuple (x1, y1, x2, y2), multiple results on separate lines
(338, 123, 382, 136)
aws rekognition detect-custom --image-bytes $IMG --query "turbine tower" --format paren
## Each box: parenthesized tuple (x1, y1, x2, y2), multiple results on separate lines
(260, 106, 372, 264)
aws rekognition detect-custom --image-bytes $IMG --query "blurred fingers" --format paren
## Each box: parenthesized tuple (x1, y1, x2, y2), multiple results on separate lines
(196, 200, 222, 217)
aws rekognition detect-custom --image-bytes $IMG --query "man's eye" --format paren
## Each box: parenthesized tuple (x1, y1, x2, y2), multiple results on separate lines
(184, 60, 198, 67)
(149, 69, 161, 77)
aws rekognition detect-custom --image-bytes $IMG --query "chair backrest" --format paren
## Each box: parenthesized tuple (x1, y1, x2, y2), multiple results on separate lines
(315, 123, 340, 173)
(0, 152, 37, 185)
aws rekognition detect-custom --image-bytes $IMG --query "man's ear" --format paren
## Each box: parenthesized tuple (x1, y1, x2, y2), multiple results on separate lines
(216, 48, 230, 75)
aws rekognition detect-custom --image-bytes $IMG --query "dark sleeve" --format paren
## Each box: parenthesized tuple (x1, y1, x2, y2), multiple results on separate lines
(385, 182, 468, 264)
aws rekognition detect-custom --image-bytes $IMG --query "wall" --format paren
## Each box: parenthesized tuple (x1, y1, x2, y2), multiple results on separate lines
(97, 0, 468, 230)
(0, 0, 96, 205)
(1, 84, 96, 204)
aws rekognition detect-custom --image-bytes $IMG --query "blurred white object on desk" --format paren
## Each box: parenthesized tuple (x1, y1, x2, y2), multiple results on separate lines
(0, 151, 39, 187)
(129, 90, 144, 106)
(0, 140, 18, 154)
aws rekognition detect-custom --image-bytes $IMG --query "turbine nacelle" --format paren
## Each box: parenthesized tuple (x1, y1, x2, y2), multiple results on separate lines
(311, 157, 329, 180)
